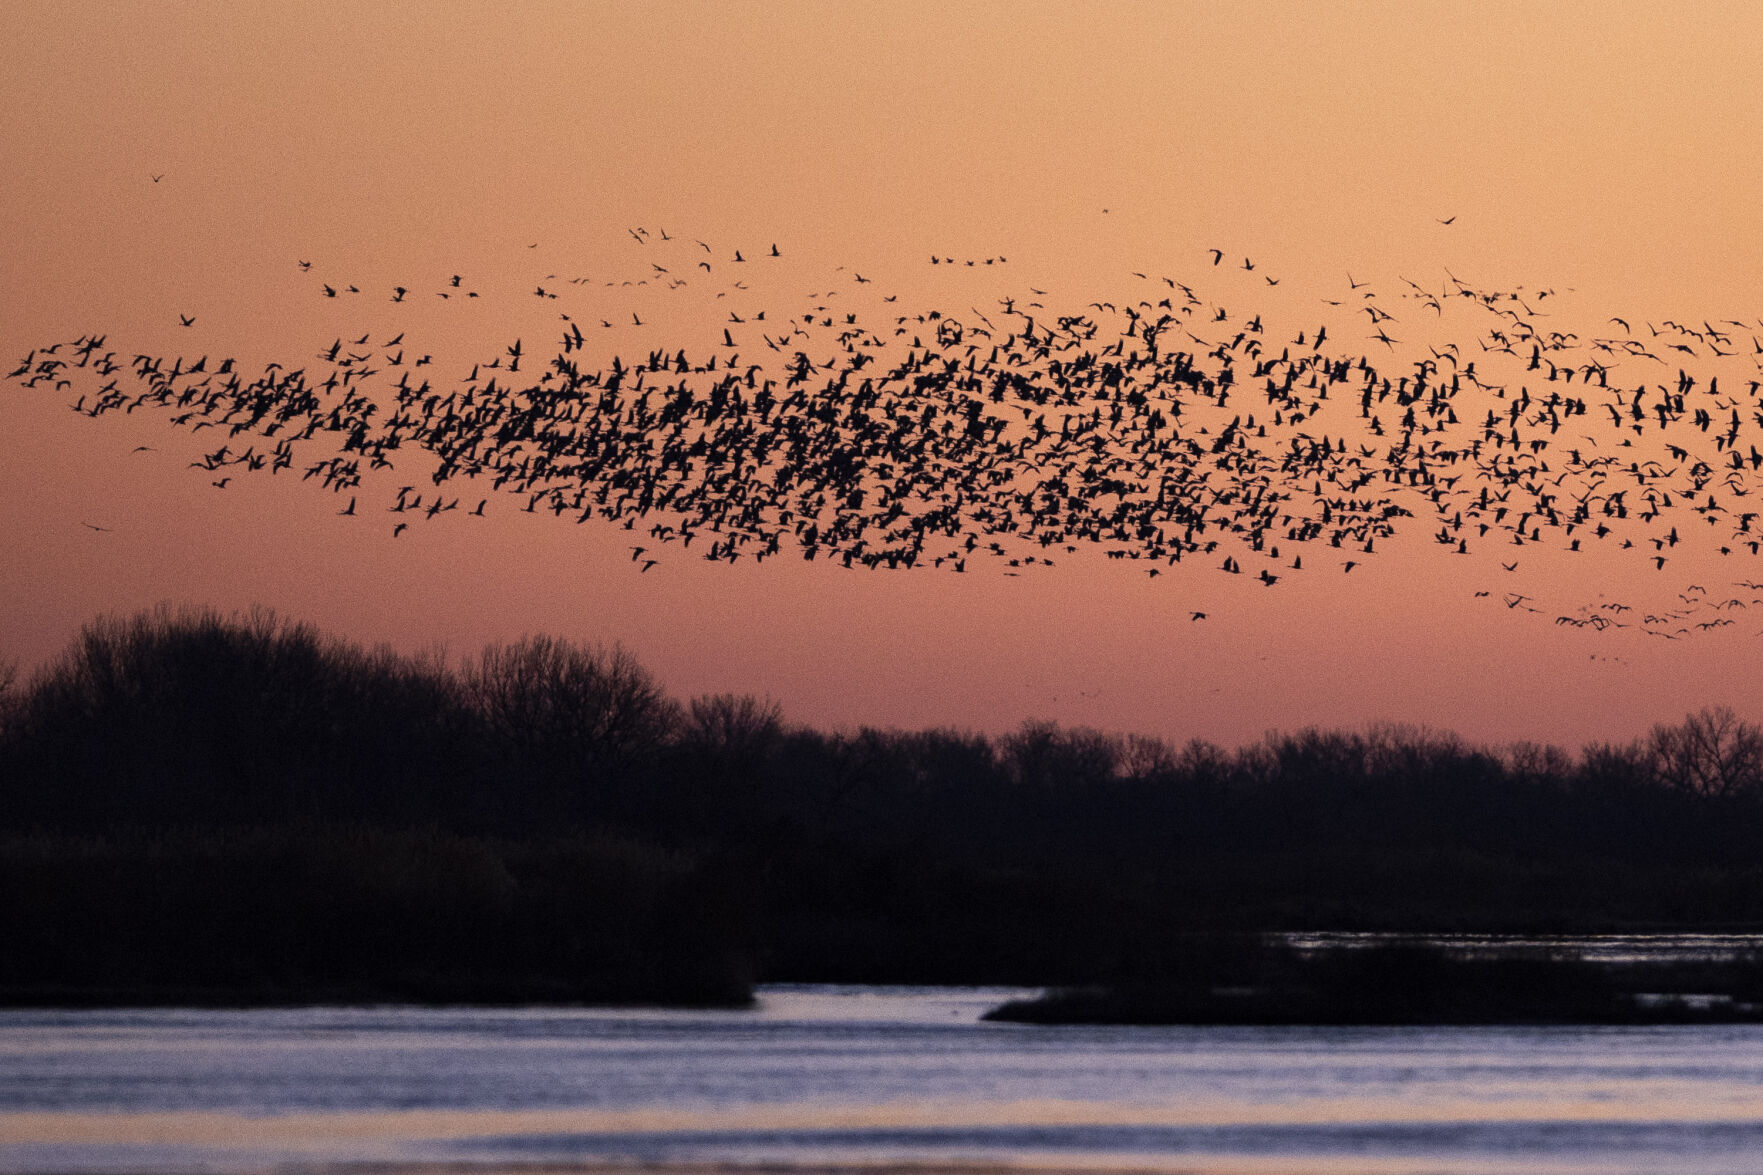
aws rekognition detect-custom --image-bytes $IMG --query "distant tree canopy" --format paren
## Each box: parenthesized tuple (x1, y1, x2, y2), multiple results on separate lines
(2, 605, 474, 827)
(2, 604, 1761, 837)
(5, 605, 1763, 991)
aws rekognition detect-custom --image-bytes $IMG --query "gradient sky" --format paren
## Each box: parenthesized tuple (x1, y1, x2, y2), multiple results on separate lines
(5, 1, 1763, 751)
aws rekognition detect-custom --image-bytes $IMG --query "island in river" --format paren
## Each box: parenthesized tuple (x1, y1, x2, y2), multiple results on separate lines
(983, 939, 1763, 1025)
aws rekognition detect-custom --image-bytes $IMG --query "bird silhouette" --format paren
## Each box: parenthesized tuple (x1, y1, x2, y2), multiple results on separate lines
(17, 232, 1759, 642)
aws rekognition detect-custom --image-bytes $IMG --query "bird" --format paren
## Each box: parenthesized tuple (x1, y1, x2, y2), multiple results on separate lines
(24, 231, 1758, 643)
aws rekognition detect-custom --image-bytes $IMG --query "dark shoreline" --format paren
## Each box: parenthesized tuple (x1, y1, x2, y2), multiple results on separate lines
(0, 986, 757, 1010)
(982, 941, 1763, 1026)
(10, 607, 1763, 1006)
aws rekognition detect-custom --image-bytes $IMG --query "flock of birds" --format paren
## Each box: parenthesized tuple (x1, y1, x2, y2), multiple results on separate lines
(14, 227, 1763, 641)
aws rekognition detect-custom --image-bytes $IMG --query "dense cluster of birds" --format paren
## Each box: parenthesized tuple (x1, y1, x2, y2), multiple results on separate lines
(14, 228, 1763, 640)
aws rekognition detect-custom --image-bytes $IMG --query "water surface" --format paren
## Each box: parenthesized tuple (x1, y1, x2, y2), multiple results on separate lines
(4, 985, 1763, 1174)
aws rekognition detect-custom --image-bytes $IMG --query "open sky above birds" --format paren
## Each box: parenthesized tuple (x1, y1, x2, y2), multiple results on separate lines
(5, 0, 1763, 752)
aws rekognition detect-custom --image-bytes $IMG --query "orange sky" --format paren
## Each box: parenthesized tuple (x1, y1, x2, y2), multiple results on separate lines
(5, 1, 1763, 751)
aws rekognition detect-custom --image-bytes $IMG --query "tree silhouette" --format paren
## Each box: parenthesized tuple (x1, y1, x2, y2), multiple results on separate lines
(0, 655, 16, 730)
(467, 634, 680, 765)
(1648, 705, 1763, 800)
(682, 692, 784, 766)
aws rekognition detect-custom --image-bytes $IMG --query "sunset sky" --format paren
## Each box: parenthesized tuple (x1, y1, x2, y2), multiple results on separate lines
(5, 1, 1763, 751)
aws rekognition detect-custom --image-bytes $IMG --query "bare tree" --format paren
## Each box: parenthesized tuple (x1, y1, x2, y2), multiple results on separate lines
(1117, 732, 1178, 781)
(682, 693, 783, 764)
(1647, 705, 1763, 800)
(468, 635, 679, 762)
(1362, 722, 1470, 777)
(1001, 721, 1120, 788)
(1504, 740, 1573, 780)
(0, 655, 17, 729)
(1177, 737, 1234, 787)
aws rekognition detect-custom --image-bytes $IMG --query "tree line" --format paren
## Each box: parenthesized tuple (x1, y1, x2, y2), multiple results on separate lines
(3, 605, 1763, 1001)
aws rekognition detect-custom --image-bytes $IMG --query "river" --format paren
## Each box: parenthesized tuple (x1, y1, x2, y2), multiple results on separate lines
(4, 985, 1763, 1174)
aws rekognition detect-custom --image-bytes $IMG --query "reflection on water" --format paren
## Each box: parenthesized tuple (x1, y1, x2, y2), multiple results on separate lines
(3, 984, 1763, 1174)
